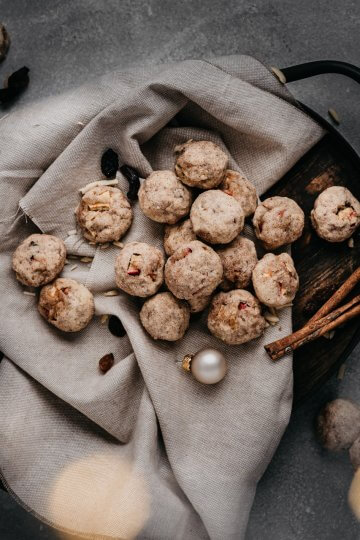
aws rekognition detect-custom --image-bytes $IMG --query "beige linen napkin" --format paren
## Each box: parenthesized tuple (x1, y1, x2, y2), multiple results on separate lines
(0, 55, 324, 539)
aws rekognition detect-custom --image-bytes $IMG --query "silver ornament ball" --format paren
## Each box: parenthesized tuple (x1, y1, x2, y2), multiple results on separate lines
(183, 348, 227, 384)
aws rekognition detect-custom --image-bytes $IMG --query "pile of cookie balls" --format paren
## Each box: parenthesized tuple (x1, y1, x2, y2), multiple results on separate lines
(12, 140, 360, 342)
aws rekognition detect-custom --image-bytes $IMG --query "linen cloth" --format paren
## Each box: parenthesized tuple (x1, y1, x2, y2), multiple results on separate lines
(0, 55, 324, 539)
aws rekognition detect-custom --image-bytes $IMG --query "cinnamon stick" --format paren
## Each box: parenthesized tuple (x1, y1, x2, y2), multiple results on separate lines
(265, 291, 360, 361)
(266, 302, 360, 361)
(289, 304, 360, 353)
(308, 267, 360, 324)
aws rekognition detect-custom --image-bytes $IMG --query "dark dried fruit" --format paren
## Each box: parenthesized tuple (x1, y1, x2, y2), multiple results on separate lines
(108, 315, 126, 337)
(0, 66, 30, 104)
(0, 351, 3, 362)
(0, 24, 10, 62)
(120, 164, 141, 200)
(101, 148, 119, 178)
(99, 353, 114, 374)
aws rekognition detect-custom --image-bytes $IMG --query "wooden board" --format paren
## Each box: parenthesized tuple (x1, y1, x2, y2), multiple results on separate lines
(265, 133, 360, 404)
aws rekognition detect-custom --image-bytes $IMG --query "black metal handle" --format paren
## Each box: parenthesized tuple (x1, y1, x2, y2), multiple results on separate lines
(281, 60, 360, 85)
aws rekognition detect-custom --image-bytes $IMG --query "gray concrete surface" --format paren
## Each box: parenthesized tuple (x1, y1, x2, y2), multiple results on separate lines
(1, 1, 360, 538)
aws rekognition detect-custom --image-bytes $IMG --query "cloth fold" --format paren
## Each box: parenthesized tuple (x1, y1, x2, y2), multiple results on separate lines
(0, 55, 324, 539)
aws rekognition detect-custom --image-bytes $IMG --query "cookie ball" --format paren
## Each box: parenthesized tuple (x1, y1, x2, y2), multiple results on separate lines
(165, 240, 223, 300)
(115, 242, 164, 297)
(219, 170, 257, 217)
(217, 236, 257, 289)
(317, 399, 360, 451)
(76, 186, 132, 243)
(310, 186, 360, 242)
(208, 289, 266, 345)
(138, 170, 192, 224)
(163, 219, 196, 256)
(140, 292, 190, 341)
(190, 190, 244, 244)
(174, 140, 228, 189)
(350, 437, 360, 470)
(12, 234, 66, 287)
(38, 278, 94, 332)
(252, 253, 299, 308)
(187, 294, 212, 313)
(253, 196, 304, 250)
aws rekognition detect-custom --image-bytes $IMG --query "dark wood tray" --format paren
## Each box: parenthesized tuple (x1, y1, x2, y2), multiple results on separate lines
(265, 132, 360, 403)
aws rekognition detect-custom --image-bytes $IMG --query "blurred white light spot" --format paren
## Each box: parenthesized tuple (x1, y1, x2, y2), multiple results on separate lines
(49, 453, 150, 538)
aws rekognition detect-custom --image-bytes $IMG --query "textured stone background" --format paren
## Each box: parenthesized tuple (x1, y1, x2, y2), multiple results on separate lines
(1, 1, 360, 538)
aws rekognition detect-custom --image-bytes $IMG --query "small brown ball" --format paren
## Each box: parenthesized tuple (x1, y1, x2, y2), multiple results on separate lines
(190, 190, 244, 244)
(311, 186, 360, 243)
(12, 234, 66, 287)
(114, 242, 164, 297)
(219, 169, 257, 217)
(164, 240, 223, 300)
(207, 289, 266, 345)
(187, 294, 212, 313)
(217, 235, 257, 289)
(175, 140, 228, 189)
(317, 399, 360, 451)
(253, 196, 304, 250)
(76, 186, 132, 243)
(140, 292, 190, 341)
(163, 219, 197, 256)
(38, 278, 94, 332)
(252, 253, 299, 308)
(138, 170, 192, 224)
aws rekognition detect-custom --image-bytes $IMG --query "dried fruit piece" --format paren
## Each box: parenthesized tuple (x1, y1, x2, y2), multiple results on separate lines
(0, 66, 30, 104)
(120, 164, 141, 200)
(238, 302, 247, 310)
(127, 253, 142, 275)
(101, 148, 119, 179)
(0, 24, 10, 62)
(108, 315, 126, 337)
(99, 353, 114, 373)
(127, 267, 140, 276)
(88, 203, 110, 211)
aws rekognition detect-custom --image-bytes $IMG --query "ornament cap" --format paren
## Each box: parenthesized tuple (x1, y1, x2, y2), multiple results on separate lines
(182, 354, 194, 372)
